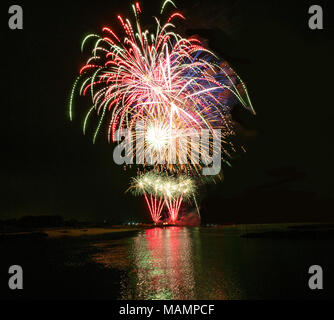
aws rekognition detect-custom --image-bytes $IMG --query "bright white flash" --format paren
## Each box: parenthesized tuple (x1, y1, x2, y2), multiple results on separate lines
(146, 122, 170, 152)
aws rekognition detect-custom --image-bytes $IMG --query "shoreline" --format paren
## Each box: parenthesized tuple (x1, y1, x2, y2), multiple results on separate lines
(1, 222, 334, 240)
(0, 226, 148, 240)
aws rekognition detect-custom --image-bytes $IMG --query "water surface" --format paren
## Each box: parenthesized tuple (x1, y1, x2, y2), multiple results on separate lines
(91, 226, 334, 299)
(2, 225, 333, 299)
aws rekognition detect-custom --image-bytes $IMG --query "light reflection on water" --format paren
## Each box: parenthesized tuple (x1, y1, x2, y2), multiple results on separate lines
(92, 227, 243, 299)
(125, 227, 196, 299)
(80, 225, 334, 299)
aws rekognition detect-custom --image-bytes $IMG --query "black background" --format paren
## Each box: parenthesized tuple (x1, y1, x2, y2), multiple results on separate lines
(2, 0, 334, 224)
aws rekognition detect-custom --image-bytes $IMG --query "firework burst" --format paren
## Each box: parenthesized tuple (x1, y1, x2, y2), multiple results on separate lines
(69, 0, 255, 224)
(129, 171, 197, 223)
(69, 0, 253, 175)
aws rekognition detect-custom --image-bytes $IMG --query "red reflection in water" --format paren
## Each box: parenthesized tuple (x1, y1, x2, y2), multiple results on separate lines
(146, 227, 183, 295)
(91, 228, 235, 299)
(125, 227, 195, 299)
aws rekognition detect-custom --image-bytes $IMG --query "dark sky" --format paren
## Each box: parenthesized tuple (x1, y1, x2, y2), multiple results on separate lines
(2, 0, 334, 223)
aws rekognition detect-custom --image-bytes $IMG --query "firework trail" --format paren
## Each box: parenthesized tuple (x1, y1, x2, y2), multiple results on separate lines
(69, 0, 254, 223)
(69, 0, 253, 175)
(129, 172, 196, 223)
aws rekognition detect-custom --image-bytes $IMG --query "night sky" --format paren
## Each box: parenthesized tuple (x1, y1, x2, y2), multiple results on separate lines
(3, 0, 334, 223)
